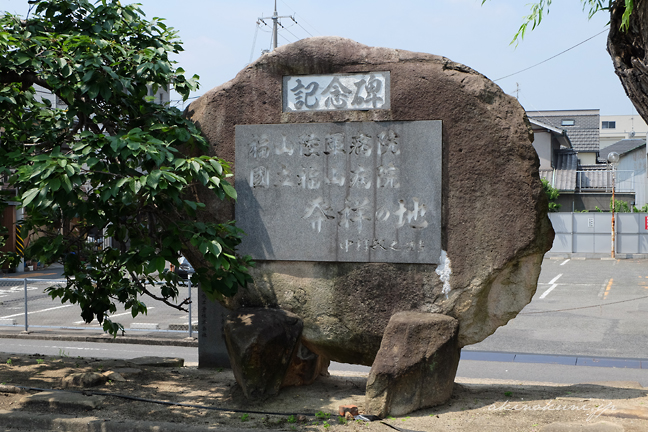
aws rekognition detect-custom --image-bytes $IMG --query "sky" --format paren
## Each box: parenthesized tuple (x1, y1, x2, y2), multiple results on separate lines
(2, 0, 637, 116)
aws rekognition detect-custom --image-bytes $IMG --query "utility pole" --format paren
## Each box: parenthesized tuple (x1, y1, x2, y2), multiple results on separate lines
(258, 0, 292, 50)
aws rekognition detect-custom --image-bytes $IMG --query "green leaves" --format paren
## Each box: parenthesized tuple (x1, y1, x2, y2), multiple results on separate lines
(482, 0, 630, 46)
(0, 0, 251, 338)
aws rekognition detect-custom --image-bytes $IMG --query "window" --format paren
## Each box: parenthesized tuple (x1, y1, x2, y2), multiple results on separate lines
(602, 121, 616, 129)
(561, 119, 575, 126)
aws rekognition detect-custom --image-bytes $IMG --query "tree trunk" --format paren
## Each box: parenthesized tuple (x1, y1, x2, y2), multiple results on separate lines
(608, 0, 648, 122)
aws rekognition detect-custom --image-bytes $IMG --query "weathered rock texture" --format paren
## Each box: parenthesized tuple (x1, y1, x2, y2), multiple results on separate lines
(365, 312, 460, 416)
(186, 37, 554, 366)
(281, 341, 330, 388)
(224, 308, 302, 398)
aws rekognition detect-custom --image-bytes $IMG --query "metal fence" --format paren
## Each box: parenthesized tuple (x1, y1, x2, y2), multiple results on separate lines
(0, 277, 196, 336)
(576, 170, 634, 193)
(549, 212, 648, 255)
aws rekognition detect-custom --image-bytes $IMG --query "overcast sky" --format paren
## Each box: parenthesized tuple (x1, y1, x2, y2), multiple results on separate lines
(3, 0, 636, 115)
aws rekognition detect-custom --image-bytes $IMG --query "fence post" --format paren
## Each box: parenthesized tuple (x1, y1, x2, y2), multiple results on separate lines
(188, 280, 193, 338)
(23, 278, 28, 332)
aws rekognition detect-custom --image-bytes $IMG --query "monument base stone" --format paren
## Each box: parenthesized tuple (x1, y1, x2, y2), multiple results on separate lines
(365, 312, 460, 417)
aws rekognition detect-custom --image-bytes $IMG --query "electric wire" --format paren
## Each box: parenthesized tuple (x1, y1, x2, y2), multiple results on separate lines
(519, 294, 648, 315)
(494, 28, 609, 82)
(291, 16, 315, 37)
(279, 0, 320, 35)
(280, 22, 300, 41)
(249, 22, 260, 65)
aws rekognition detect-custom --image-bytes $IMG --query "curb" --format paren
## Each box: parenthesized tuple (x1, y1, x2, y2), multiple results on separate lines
(0, 410, 259, 432)
(0, 332, 198, 347)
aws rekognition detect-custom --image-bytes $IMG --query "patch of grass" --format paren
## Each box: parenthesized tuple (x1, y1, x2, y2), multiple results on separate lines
(36, 359, 44, 364)
(6, 359, 12, 366)
(338, 416, 347, 424)
(287, 415, 297, 424)
(315, 411, 330, 420)
(58, 349, 69, 358)
(323, 421, 330, 429)
(240, 413, 249, 422)
(504, 391, 513, 397)
(401, 416, 411, 422)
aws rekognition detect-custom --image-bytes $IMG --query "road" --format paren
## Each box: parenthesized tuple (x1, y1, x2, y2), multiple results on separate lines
(466, 257, 648, 358)
(0, 267, 196, 333)
(2, 258, 648, 384)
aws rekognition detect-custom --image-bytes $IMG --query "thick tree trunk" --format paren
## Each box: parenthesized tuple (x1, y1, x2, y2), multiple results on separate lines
(608, 0, 648, 122)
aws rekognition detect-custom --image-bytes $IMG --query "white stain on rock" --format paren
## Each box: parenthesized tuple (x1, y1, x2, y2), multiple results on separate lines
(435, 250, 452, 298)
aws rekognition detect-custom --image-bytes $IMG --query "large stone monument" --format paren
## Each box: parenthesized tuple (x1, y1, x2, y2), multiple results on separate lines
(186, 37, 553, 414)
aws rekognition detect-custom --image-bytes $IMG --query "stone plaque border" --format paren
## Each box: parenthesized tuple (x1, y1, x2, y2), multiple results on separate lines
(282, 72, 391, 113)
(235, 120, 442, 264)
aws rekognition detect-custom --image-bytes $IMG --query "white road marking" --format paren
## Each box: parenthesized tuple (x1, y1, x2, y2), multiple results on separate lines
(0, 304, 73, 319)
(560, 259, 570, 266)
(539, 284, 558, 299)
(598, 278, 611, 299)
(548, 274, 563, 285)
(73, 307, 155, 324)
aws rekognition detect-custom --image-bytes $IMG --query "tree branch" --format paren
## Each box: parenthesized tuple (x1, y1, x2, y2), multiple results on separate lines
(0, 71, 52, 91)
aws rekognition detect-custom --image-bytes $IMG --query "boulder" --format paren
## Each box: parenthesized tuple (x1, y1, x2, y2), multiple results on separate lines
(365, 312, 460, 416)
(186, 36, 553, 366)
(61, 372, 107, 388)
(224, 308, 302, 398)
(281, 341, 329, 387)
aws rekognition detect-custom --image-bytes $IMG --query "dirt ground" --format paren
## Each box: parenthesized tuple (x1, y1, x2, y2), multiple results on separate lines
(1, 352, 648, 431)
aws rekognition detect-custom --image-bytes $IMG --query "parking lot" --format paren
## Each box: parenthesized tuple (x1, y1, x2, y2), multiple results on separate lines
(468, 257, 648, 359)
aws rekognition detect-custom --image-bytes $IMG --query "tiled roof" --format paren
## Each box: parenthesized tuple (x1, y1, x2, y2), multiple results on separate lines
(597, 138, 646, 163)
(527, 113, 600, 152)
(552, 149, 578, 192)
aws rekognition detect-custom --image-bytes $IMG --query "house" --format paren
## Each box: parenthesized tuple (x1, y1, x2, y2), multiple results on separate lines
(527, 109, 600, 165)
(528, 109, 647, 211)
(600, 114, 648, 149)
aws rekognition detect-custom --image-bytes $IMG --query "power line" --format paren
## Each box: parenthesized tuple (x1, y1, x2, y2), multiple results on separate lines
(249, 23, 260, 65)
(291, 15, 314, 38)
(519, 294, 648, 315)
(279, 0, 320, 36)
(494, 28, 609, 82)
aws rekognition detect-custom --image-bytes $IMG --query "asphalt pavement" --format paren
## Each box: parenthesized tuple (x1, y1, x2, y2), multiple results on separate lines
(2, 257, 648, 385)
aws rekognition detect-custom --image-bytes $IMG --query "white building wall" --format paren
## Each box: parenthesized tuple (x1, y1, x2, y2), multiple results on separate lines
(532, 130, 553, 170)
(618, 147, 647, 207)
(601, 115, 648, 148)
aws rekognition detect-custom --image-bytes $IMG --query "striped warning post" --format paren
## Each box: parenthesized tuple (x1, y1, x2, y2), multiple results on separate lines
(15, 225, 24, 257)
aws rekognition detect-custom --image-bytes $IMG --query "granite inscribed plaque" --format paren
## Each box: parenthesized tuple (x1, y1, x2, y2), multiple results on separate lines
(235, 121, 442, 264)
(283, 72, 390, 112)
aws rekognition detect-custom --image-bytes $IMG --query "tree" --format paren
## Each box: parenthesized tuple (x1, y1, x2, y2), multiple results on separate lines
(482, 1, 648, 126)
(0, 0, 252, 335)
(541, 179, 562, 211)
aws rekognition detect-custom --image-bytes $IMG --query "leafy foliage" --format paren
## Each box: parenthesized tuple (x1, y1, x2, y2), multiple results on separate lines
(0, 0, 252, 335)
(481, 0, 635, 44)
(610, 197, 631, 212)
(541, 179, 561, 212)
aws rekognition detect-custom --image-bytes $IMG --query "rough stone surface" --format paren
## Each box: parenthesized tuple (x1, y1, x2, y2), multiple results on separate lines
(21, 391, 101, 409)
(224, 308, 303, 398)
(129, 357, 184, 367)
(61, 372, 107, 388)
(102, 371, 126, 382)
(365, 312, 460, 416)
(281, 341, 329, 387)
(186, 36, 554, 366)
